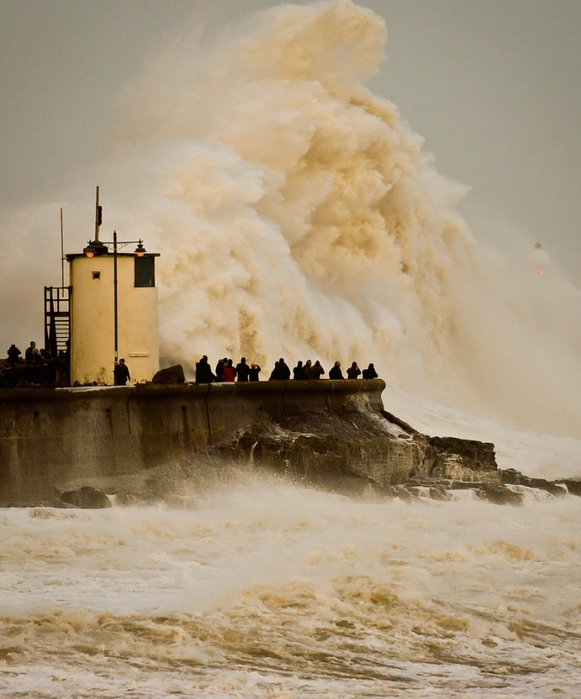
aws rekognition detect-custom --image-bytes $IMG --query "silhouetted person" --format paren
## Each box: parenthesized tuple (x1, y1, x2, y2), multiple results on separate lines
(195, 355, 215, 383)
(7, 344, 21, 366)
(41, 355, 57, 385)
(293, 361, 308, 380)
(236, 357, 251, 381)
(304, 359, 312, 379)
(270, 357, 290, 380)
(223, 359, 236, 382)
(25, 341, 41, 363)
(309, 360, 324, 380)
(329, 361, 344, 379)
(346, 361, 361, 380)
(215, 358, 227, 382)
(278, 358, 291, 380)
(249, 363, 261, 381)
(55, 350, 69, 386)
(114, 358, 131, 385)
(362, 363, 378, 379)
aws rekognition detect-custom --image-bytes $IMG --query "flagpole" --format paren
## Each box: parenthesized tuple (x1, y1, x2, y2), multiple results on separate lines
(60, 208, 65, 287)
(94, 185, 101, 242)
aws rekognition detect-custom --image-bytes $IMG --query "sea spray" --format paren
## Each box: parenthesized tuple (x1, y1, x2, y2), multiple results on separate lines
(2, 480, 581, 697)
(110, 1, 475, 392)
(1, 0, 580, 439)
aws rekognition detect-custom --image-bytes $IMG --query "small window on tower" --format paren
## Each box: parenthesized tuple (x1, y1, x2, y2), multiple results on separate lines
(135, 256, 155, 287)
(92, 271, 101, 280)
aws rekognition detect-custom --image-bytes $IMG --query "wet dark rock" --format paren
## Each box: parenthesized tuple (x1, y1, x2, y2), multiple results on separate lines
(428, 486, 453, 501)
(381, 410, 420, 435)
(151, 364, 185, 384)
(427, 436, 497, 480)
(500, 469, 568, 497)
(113, 492, 155, 506)
(52, 498, 78, 509)
(448, 480, 490, 490)
(58, 486, 112, 509)
(387, 486, 414, 501)
(560, 479, 581, 496)
(474, 484, 523, 506)
(43, 412, 576, 510)
(215, 411, 419, 490)
(212, 410, 503, 497)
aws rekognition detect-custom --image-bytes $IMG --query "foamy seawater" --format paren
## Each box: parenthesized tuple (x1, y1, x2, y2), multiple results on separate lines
(2, 478, 580, 698)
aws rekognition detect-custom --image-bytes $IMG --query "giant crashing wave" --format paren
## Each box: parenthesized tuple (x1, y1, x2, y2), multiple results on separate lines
(3, 0, 580, 438)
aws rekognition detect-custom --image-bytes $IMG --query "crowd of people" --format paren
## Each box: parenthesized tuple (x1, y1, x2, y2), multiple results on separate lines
(195, 356, 379, 384)
(2, 341, 70, 387)
(2, 341, 380, 389)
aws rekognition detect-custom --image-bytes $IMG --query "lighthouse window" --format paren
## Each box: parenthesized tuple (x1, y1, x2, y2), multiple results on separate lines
(92, 271, 101, 280)
(134, 256, 155, 287)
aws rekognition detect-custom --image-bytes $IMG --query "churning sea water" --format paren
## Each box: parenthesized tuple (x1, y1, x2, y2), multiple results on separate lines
(1, 471, 581, 698)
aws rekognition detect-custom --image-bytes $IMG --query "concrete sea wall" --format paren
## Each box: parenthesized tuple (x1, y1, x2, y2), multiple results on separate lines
(0, 379, 385, 504)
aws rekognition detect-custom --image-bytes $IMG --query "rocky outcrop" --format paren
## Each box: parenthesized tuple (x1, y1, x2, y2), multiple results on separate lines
(47, 410, 505, 507)
(474, 483, 527, 506)
(213, 410, 500, 488)
(561, 479, 581, 496)
(57, 486, 112, 509)
(425, 436, 498, 482)
(0, 380, 575, 508)
(499, 469, 570, 497)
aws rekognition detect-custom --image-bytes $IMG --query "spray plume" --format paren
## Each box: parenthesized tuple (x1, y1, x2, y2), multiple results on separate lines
(1, 0, 580, 437)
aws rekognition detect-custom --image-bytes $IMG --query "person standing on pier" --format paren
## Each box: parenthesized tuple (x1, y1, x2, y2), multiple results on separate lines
(249, 363, 261, 381)
(329, 361, 344, 379)
(7, 344, 21, 366)
(195, 355, 215, 383)
(215, 358, 227, 382)
(236, 358, 251, 381)
(309, 360, 324, 380)
(114, 358, 131, 385)
(346, 362, 361, 379)
(293, 361, 308, 380)
(25, 341, 41, 363)
(270, 358, 291, 380)
(362, 363, 378, 379)
(223, 359, 236, 382)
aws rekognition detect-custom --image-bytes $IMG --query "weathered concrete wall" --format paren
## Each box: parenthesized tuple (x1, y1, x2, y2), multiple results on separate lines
(0, 379, 385, 504)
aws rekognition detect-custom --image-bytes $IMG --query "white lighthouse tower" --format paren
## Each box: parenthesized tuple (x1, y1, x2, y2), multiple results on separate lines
(65, 190, 160, 386)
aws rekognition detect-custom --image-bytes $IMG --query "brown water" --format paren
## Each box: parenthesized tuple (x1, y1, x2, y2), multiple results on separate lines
(2, 475, 580, 697)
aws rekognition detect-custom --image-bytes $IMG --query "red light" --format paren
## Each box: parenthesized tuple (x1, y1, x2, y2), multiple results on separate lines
(539, 268, 545, 275)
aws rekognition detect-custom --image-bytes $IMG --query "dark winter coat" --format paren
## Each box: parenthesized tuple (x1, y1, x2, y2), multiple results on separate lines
(346, 364, 361, 380)
(195, 358, 215, 383)
(236, 360, 251, 381)
(362, 364, 378, 379)
(329, 364, 344, 380)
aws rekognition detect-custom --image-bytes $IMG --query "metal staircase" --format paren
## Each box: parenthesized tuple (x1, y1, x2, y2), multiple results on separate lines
(44, 286, 71, 358)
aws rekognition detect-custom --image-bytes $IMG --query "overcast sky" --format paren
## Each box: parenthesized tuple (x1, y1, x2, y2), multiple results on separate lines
(1, 0, 580, 286)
